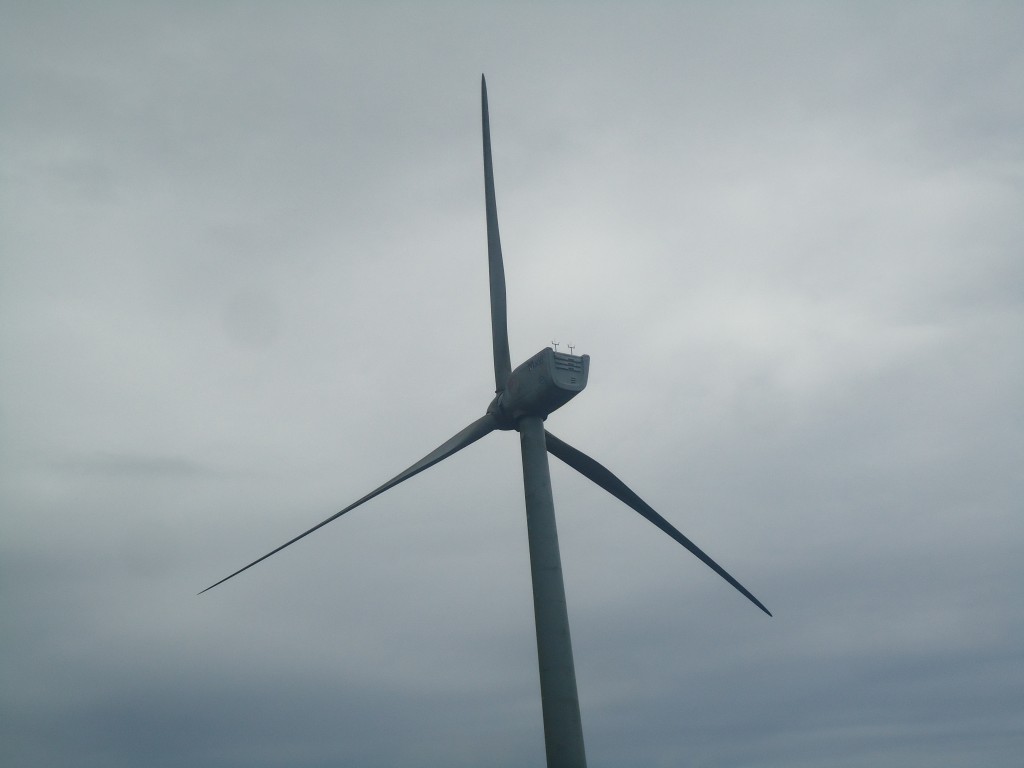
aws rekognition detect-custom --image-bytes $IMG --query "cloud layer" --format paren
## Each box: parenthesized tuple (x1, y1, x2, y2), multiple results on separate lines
(3, 4, 1022, 767)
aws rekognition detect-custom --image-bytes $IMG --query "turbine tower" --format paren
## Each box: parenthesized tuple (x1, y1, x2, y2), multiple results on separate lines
(202, 75, 770, 768)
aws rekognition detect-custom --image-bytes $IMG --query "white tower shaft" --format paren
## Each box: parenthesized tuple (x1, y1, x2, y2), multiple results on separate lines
(519, 416, 587, 768)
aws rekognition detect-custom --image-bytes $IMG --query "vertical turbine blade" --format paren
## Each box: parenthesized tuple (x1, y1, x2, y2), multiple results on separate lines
(545, 431, 772, 616)
(199, 414, 499, 594)
(481, 75, 512, 393)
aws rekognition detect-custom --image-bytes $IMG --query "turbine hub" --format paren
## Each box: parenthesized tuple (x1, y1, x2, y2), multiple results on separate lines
(487, 347, 590, 428)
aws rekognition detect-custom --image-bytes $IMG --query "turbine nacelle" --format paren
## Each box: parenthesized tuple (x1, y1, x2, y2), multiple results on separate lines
(488, 347, 590, 428)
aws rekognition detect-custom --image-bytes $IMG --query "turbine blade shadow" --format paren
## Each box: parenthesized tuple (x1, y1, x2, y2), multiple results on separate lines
(200, 414, 499, 594)
(482, 74, 512, 393)
(544, 430, 771, 616)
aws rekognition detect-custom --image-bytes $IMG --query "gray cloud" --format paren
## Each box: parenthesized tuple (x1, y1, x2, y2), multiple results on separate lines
(2, 3, 1022, 767)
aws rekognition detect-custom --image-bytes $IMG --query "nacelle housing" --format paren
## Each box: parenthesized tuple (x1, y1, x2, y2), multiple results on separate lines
(493, 348, 590, 423)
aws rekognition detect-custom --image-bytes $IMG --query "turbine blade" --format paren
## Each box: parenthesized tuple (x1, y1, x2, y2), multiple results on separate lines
(544, 431, 772, 616)
(200, 414, 499, 594)
(481, 75, 512, 393)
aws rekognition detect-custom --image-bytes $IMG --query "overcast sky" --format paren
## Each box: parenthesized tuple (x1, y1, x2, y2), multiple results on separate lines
(2, 3, 1022, 767)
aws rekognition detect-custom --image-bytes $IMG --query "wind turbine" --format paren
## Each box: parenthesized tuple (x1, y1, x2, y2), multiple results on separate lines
(202, 75, 771, 768)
